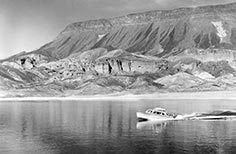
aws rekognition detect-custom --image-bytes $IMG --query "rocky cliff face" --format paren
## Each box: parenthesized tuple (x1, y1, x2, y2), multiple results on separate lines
(2, 3, 236, 97)
(33, 2, 236, 60)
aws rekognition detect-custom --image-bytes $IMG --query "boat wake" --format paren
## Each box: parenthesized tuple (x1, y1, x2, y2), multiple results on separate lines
(183, 109, 236, 121)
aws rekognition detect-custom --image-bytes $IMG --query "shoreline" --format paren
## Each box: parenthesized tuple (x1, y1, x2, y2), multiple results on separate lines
(1, 91, 236, 101)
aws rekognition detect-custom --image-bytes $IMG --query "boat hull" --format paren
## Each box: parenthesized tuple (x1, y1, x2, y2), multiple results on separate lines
(136, 112, 176, 122)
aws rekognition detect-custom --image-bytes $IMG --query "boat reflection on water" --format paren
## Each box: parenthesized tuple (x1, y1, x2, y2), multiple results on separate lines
(136, 120, 168, 134)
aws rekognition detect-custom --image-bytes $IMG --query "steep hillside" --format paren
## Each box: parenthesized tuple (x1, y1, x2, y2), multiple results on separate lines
(2, 2, 236, 97)
(31, 2, 236, 60)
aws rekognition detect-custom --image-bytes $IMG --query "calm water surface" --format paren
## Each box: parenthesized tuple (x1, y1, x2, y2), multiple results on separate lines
(0, 99, 236, 154)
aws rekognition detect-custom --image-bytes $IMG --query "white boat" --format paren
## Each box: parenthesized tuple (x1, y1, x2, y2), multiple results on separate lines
(136, 107, 183, 122)
(137, 108, 236, 122)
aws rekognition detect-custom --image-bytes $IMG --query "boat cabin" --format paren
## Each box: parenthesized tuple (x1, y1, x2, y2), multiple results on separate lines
(145, 108, 168, 116)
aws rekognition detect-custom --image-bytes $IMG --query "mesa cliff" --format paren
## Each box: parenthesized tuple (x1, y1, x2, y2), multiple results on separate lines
(1, 2, 236, 97)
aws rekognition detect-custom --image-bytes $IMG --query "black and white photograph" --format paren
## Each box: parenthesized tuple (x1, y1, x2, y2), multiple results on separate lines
(1, 0, 236, 153)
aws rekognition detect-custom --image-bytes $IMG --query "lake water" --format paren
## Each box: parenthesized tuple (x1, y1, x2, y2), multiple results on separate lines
(0, 99, 236, 154)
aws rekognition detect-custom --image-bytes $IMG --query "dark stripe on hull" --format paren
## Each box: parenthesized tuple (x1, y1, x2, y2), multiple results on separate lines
(138, 118, 148, 122)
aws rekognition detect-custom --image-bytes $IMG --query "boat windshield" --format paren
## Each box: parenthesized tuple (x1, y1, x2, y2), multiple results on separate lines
(145, 109, 153, 114)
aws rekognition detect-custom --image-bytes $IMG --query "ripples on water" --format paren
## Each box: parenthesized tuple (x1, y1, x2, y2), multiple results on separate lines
(0, 100, 236, 154)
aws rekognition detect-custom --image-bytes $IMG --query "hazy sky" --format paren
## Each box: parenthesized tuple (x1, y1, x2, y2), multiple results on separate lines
(1, 0, 236, 59)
